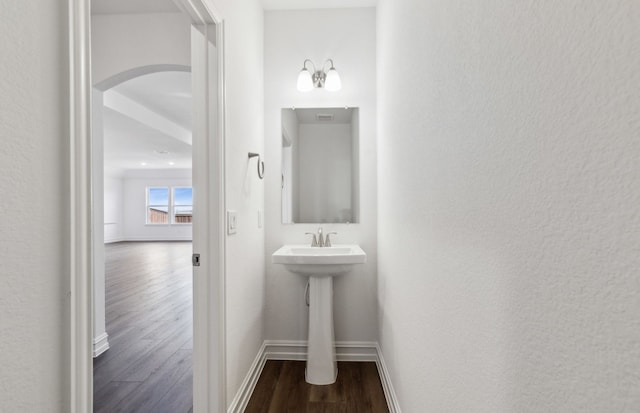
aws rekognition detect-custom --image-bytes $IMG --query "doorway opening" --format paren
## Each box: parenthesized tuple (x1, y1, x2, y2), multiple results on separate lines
(92, 68, 195, 411)
(68, 1, 226, 411)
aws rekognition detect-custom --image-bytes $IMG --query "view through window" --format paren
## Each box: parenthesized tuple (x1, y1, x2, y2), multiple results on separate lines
(146, 186, 193, 224)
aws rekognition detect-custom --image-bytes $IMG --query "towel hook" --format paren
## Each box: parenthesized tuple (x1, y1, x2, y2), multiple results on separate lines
(248, 152, 264, 179)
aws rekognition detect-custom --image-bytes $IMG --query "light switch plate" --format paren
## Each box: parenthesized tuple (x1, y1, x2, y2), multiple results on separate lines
(227, 210, 237, 235)
(257, 209, 263, 228)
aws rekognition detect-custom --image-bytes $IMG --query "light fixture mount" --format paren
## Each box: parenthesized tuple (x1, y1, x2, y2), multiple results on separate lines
(297, 59, 341, 92)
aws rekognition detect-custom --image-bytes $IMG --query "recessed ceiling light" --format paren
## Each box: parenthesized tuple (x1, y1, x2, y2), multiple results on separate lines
(140, 162, 147, 166)
(168, 161, 175, 166)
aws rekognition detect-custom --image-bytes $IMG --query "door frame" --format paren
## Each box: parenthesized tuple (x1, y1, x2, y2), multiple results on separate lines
(68, 0, 226, 411)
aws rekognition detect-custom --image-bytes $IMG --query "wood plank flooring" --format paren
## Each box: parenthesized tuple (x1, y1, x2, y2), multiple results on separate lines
(93, 241, 193, 413)
(245, 361, 389, 413)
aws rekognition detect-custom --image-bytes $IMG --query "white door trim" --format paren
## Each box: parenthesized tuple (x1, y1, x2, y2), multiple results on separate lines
(67, 1, 226, 411)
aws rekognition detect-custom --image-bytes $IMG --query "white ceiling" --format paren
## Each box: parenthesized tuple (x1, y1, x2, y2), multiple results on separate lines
(262, 0, 376, 9)
(92, 0, 180, 14)
(112, 71, 192, 129)
(103, 71, 192, 175)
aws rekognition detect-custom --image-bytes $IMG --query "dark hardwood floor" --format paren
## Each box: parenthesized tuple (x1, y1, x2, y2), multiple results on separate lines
(245, 361, 389, 413)
(93, 241, 193, 413)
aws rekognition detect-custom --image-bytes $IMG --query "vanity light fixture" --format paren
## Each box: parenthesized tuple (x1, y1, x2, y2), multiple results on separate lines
(297, 59, 342, 92)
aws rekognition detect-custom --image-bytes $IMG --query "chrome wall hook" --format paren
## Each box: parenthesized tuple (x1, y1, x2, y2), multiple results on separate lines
(248, 152, 264, 179)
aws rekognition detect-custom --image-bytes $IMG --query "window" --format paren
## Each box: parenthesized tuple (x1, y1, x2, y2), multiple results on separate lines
(172, 187, 193, 224)
(146, 186, 193, 225)
(147, 187, 169, 224)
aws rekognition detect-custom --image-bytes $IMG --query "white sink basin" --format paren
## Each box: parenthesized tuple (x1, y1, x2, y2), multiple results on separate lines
(272, 244, 366, 276)
(272, 243, 367, 385)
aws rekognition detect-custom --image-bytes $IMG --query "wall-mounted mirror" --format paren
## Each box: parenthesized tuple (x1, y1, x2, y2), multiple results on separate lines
(281, 107, 359, 224)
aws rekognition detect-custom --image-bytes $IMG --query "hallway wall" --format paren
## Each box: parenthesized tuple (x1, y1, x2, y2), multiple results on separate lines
(0, 1, 69, 410)
(377, 0, 640, 411)
(206, 0, 267, 405)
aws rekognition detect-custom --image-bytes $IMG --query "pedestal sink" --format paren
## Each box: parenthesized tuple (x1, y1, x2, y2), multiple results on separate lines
(272, 244, 366, 385)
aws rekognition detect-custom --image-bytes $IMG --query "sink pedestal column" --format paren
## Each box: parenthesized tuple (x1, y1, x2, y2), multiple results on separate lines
(306, 276, 337, 385)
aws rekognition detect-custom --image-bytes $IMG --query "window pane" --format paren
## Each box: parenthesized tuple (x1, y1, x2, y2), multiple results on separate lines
(173, 187, 193, 206)
(148, 187, 169, 205)
(148, 206, 169, 224)
(173, 206, 193, 223)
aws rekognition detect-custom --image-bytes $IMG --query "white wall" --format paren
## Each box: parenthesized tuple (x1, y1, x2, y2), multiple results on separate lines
(92, 89, 108, 355)
(206, 0, 266, 405)
(121, 169, 192, 241)
(264, 9, 377, 344)
(297, 123, 353, 223)
(104, 175, 124, 243)
(0, 1, 68, 411)
(91, 12, 191, 87)
(377, 1, 640, 411)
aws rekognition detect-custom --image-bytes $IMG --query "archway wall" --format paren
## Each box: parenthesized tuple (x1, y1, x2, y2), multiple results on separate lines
(92, 12, 191, 88)
(90, 11, 193, 358)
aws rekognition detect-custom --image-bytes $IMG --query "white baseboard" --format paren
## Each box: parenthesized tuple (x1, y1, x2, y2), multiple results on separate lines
(121, 236, 193, 242)
(104, 237, 192, 243)
(227, 342, 267, 413)
(228, 340, 400, 413)
(264, 340, 378, 362)
(375, 343, 401, 413)
(92, 332, 109, 358)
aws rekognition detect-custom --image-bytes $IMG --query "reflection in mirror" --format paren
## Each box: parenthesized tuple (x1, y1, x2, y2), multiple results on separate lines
(281, 107, 359, 224)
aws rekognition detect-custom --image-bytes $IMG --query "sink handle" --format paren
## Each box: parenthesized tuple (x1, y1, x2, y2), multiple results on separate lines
(325, 232, 337, 247)
(305, 232, 318, 247)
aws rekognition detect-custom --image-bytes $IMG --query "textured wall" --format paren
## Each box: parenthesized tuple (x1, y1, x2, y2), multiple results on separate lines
(264, 8, 378, 344)
(377, 0, 640, 411)
(91, 12, 191, 86)
(205, 0, 267, 405)
(0, 1, 68, 411)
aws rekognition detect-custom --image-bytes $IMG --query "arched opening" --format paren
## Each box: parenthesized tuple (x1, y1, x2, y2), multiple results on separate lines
(92, 66, 196, 411)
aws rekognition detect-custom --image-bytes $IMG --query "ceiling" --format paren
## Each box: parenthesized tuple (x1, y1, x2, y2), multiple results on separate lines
(103, 71, 192, 175)
(262, 0, 376, 9)
(92, 0, 180, 14)
(112, 71, 192, 129)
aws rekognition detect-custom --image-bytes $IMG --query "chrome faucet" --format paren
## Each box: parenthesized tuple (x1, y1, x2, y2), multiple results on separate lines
(317, 227, 324, 247)
(325, 232, 337, 247)
(305, 227, 333, 247)
(305, 230, 318, 247)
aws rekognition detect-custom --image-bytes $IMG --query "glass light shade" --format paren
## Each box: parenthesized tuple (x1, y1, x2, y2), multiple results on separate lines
(324, 68, 342, 91)
(297, 68, 314, 92)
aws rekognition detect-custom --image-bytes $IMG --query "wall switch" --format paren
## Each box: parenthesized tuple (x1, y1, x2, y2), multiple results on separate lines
(227, 210, 237, 235)
(257, 210, 263, 228)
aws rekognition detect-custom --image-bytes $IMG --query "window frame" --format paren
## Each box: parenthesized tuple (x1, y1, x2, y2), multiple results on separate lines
(171, 186, 193, 225)
(145, 186, 193, 226)
(146, 186, 170, 225)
